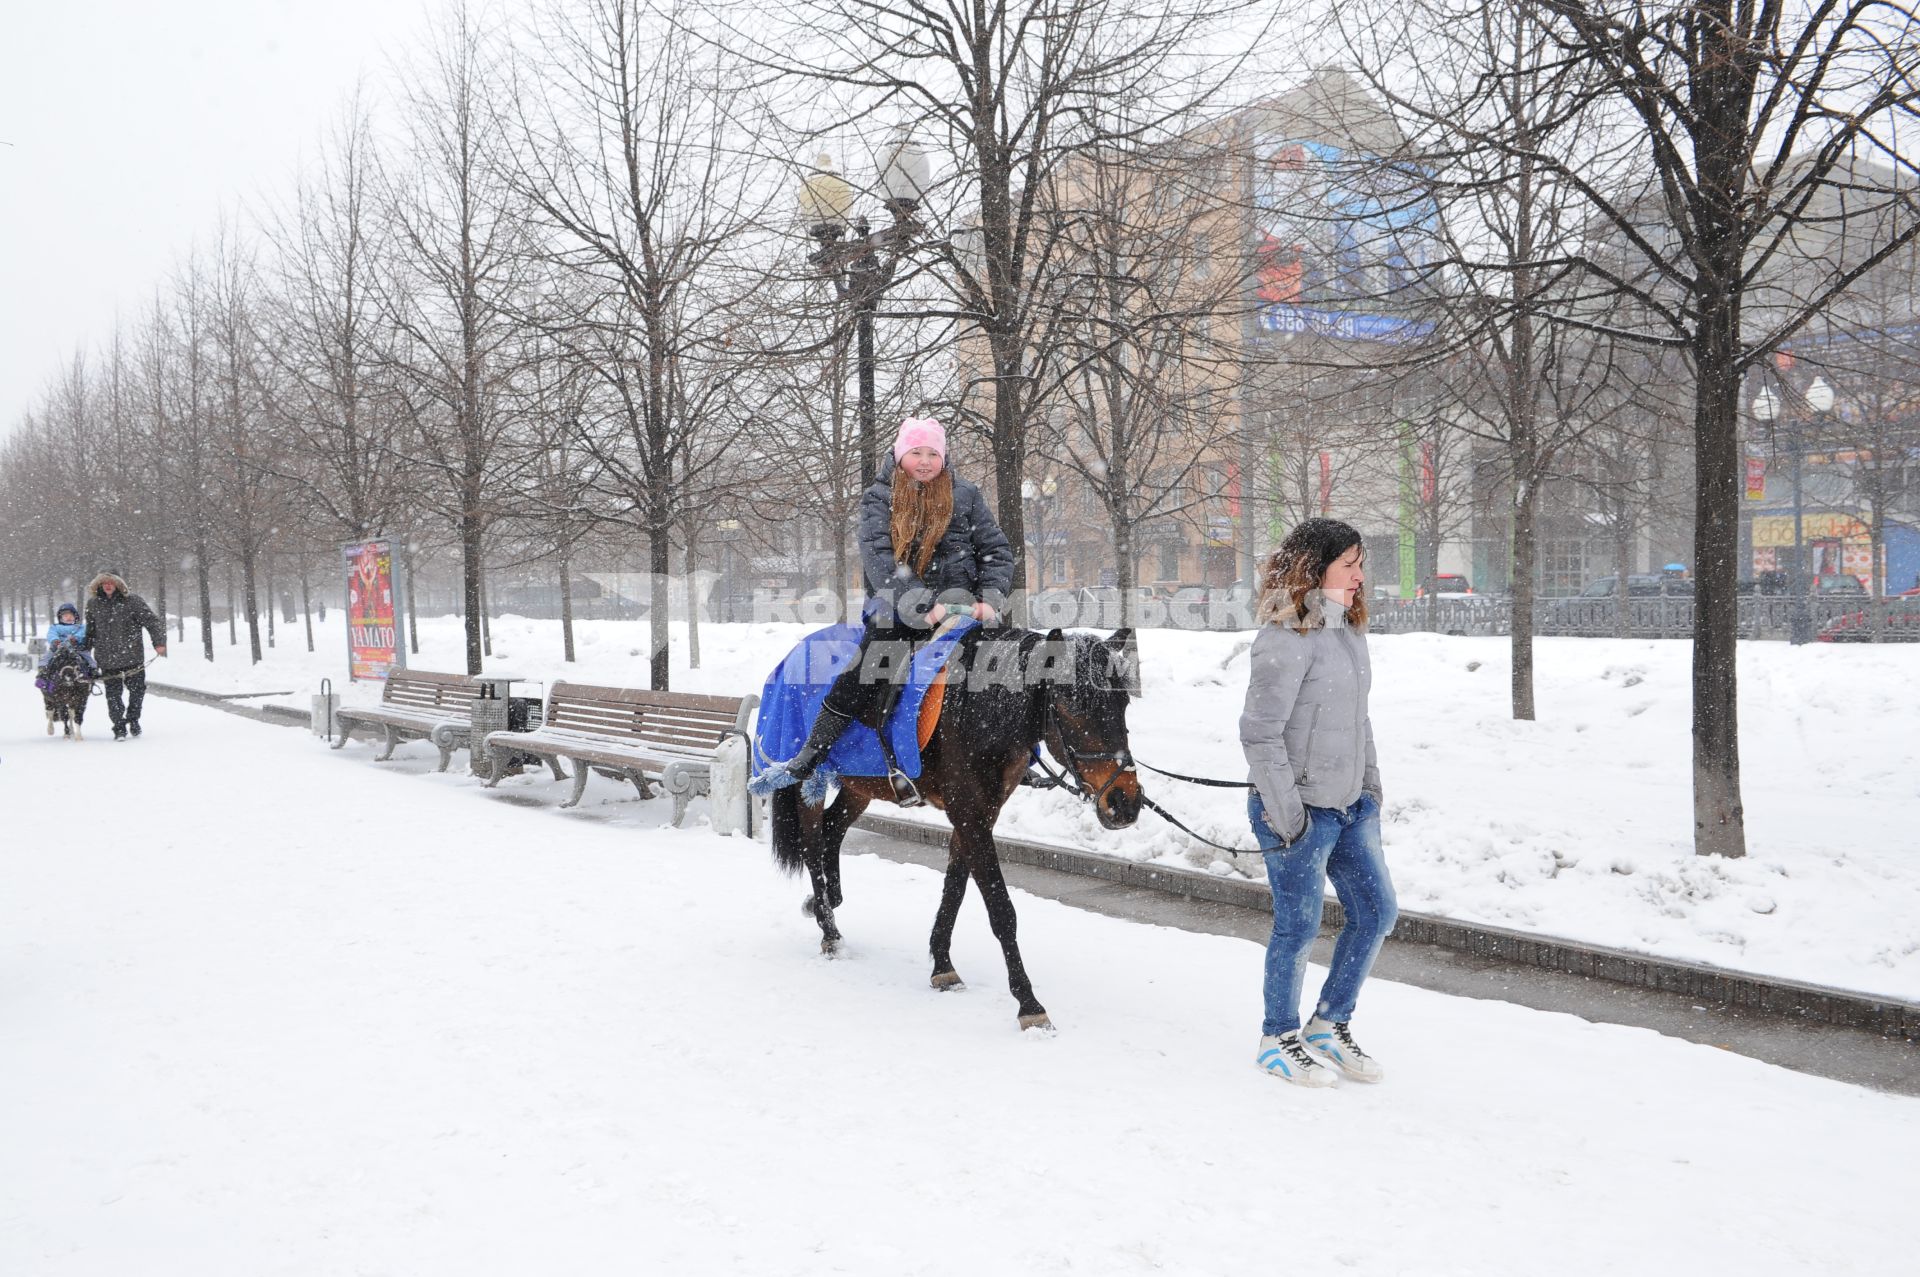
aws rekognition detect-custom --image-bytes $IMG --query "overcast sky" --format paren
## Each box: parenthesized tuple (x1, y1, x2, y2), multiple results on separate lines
(0, 0, 441, 433)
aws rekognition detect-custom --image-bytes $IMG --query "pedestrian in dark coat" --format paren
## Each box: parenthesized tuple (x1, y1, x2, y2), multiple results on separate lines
(759, 416, 1013, 801)
(82, 572, 167, 740)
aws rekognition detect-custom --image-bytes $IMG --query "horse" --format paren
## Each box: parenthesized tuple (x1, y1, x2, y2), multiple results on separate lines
(37, 646, 95, 740)
(767, 625, 1143, 1030)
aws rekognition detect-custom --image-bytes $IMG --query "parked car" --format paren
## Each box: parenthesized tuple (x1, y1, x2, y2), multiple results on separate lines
(1574, 573, 1695, 598)
(1816, 586, 1920, 642)
(1736, 572, 1790, 596)
(1414, 573, 1476, 599)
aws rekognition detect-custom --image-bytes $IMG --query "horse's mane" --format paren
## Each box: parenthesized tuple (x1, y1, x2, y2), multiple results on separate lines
(952, 625, 1122, 698)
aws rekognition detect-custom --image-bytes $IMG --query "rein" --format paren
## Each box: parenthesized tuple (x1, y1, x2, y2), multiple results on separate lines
(1026, 692, 1268, 856)
(88, 658, 158, 694)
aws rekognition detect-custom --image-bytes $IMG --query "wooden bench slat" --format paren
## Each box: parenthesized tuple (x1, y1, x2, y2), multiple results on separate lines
(482, 683, 754, 824)
(548, 682, 745, 713)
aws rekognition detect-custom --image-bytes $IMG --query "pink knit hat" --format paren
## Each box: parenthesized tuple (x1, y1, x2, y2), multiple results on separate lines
(892, 416, 947, 463)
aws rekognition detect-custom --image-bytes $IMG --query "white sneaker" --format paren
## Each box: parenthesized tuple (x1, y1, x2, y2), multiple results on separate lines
(1301, 1016, 1385, 1082)
(1255, 1031, 1337, 1087)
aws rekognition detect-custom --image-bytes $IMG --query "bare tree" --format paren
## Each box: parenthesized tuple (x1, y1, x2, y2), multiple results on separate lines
(1353, 0, 1920, 856)
(263, 96, 406, 542)
(1026, 124, 1262, 624)
(722, 0, 1270, 601)
(377, 4, 532, 674)
(504, 0, 764, 688)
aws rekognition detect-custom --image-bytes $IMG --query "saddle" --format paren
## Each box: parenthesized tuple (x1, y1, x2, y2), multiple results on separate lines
(753, 618, 976, 787)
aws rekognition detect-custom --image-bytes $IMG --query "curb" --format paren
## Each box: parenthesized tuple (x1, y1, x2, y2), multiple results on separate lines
(132, 678, 1920, 1043)
(147, 680, 312, 729)
(853, 811, 1920, 1042)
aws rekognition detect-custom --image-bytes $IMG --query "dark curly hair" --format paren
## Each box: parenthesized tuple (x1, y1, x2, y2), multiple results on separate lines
(1256, 518, 1368, 633)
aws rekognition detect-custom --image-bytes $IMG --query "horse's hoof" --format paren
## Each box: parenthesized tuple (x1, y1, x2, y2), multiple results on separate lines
(930, 970, 964, 991)
(820, 937, 842, 957)
(1018, 1012, 1054, 1032)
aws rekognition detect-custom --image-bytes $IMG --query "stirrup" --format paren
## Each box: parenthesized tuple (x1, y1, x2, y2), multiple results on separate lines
(886, 768, 925, 808)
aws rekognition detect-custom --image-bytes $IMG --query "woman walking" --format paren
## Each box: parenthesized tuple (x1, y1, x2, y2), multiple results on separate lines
(1240, 519, 1396, 1086)
(756, 416, 1012, 803)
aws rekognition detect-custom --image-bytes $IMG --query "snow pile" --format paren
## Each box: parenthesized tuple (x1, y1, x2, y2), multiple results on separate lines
(28, 613, 1918, 1000)
(3, 686, 1914, 1275)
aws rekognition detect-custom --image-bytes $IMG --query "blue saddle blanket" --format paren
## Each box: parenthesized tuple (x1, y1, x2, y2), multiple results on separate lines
(752, 620, 977, 781)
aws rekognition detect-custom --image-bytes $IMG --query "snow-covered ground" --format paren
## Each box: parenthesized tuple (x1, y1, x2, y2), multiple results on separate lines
(11, 611, 1916, 1001)
(3, 680, 1915, 1276)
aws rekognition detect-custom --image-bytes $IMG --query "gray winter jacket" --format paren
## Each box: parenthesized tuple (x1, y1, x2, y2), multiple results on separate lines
(1239, 594, 1383, 845)
(857, 462, 1014, 630)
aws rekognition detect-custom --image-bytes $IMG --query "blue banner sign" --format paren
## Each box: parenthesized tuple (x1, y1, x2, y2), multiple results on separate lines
(1258, 304, 1434, 344)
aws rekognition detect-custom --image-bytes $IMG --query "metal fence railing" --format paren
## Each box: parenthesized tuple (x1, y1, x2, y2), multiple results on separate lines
(1365, 596, 1920, 641)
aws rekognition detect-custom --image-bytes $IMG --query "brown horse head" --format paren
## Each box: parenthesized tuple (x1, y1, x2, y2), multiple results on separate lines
(1036, 628, 1142, 830)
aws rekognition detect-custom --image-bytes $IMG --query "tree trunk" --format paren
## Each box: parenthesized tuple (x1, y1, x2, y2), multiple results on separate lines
(195, 543, 214, 660)
(301, 561, 316, 653)
(991, 337, 1029, 622)
(241, 544, 263, 663)
(834, 521, 850, 625)
(460, 510, 484, 674)
(558, 553, 576, 662)
(685, 528, 701, 671)
(649, 527, 671, 690)
(1869, 508, 1886, 643)
(480, 568, 493, 658)
(1510, 476, 1539, 721)
(1690, 314, 1747, 859)
(403, 540, 420, 654)
(1614, 498, 1634, 640)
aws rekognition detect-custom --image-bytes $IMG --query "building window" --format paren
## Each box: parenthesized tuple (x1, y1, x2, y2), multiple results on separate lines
(1541, 539, 1587, 597)
(1159, 541, 1182, 580)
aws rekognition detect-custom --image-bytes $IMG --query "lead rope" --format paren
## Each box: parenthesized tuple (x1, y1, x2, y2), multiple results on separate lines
(87, 657, 158, 696)
(1021, 721, 1269, 856)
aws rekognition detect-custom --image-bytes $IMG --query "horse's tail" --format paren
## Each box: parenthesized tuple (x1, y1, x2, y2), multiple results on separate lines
(768, 784, 807, 877)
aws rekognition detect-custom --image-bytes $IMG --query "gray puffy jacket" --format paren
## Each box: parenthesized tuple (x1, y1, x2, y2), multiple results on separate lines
(857, 463, 1014, 630)
(1239, 595, 1383, 844)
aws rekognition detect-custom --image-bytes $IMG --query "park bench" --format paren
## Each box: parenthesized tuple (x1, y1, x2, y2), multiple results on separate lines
(5, 637, 48, 670)
(331, 669, 482, 770)
(484, 681, 757, 825)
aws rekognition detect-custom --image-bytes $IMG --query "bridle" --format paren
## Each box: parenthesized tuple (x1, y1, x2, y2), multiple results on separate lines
(1030, 686, 1137, 809)
(1023, 656, 1273, 856)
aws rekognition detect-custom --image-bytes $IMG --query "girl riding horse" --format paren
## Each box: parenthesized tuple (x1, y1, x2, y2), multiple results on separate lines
(758, 416, 1013, 805)
(756, 416, 1144, 1029)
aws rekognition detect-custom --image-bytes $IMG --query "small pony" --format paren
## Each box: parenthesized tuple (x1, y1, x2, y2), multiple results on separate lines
(38, 644, 96, 740)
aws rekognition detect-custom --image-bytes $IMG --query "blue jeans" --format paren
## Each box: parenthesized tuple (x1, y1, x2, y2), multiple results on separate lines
(1250, 791, 1397, 1036)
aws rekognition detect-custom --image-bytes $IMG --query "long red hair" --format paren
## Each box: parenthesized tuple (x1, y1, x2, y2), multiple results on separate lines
(890, 467, 953, 576)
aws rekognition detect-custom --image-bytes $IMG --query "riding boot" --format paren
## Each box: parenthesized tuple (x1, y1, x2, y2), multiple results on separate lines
(872, 679, 925, 808)
(785, 703, 855, 783)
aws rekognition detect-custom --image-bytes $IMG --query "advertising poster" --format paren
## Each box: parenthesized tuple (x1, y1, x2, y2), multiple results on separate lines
(1252, 138, 1437, 345)
(343, 536, 406, 681)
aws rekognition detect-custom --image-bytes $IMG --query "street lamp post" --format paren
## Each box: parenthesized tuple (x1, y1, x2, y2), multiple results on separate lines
(1021, 476, 1058, 588)
(715, 518, 742, 623)
(1752, 376, 1834, 645)
(796, 133, 931, 490)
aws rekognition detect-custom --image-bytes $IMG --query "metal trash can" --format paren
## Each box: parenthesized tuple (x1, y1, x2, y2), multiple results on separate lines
(468, 692, 511, 777)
